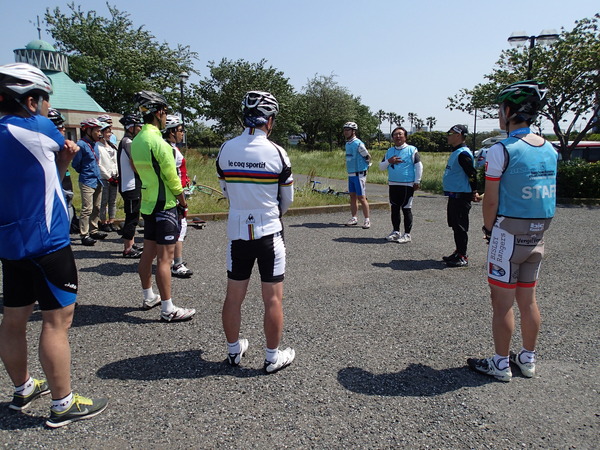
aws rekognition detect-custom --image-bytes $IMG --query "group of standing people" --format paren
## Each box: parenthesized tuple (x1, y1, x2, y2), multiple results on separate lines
(0, 59, 556, 431)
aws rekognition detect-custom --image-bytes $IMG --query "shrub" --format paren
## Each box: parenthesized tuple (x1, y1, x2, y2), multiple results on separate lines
(557, 160, 600, 198)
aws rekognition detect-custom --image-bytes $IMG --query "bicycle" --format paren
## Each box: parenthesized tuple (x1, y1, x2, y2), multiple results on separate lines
(183, 175, 226, 200)
(310, 179, 349, 197)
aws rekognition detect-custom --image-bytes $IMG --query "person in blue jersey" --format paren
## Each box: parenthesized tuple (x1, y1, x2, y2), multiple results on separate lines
(0, 63, 107, 427)
(467, 81, 557, 382)
(379, 127, 422, 243)
(72, 117, 107, 246)
(442, 124, 480, 267)
(216, 91, 295, 374)
(343, 122, 372, 229)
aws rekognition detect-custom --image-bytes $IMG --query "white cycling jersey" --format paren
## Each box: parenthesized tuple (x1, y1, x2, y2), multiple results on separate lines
(217, 128, 293, 241)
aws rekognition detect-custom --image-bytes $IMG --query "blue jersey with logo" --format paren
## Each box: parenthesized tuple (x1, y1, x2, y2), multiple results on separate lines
(443, 147, 473, 193)
(498, 137, 558, 219)
(0, 114, 70, 260)
(383, 145, 418, 183)
(345, 138, 370, 173)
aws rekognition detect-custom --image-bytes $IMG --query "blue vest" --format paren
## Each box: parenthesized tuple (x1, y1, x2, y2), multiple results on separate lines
(443, 147, 472, 193)
(384, 146, 417, 183)
(498, 137, 557, 219)
(345, 138, 369, 173)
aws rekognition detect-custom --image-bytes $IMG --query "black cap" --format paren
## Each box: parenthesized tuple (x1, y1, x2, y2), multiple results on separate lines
(448, 124, 468, 135)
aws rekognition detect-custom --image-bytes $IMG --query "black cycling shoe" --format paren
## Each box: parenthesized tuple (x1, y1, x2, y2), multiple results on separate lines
(89, 231, 108, 240)
(99, 224, 112, 232)
(81, 236, 97, 246)
(442, 251, 459, 262)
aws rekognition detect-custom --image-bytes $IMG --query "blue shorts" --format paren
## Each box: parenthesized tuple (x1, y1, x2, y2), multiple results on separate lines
(348, 173, 367, 196)
(1, 245, 78, 310)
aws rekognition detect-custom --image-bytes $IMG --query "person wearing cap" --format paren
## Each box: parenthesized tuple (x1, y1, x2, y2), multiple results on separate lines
(343, 121, 371, 229)
(467, 80, 557, 382)
(442, 124, 480, 267)
(72, 118, 108, 246)
(216, 91, 295, 374)
(131, 90, 196, 322)
(117, 114, 144, 258)
(0, 62, 107, 428)
(379, 126, 422, 243)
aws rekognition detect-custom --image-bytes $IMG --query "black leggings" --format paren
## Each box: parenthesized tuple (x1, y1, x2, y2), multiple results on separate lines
(120, 190, 141, 240)
(389, 185, 414, 233)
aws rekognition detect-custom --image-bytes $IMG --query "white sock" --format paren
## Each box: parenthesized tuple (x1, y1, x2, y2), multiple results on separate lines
(227, 341, 241, 354)
(15, 376, 34, 396)
(161, 299, 174, 313)
(51, 392, 73, 412)
(519, 348, 536, 363)
(493, 354, 510, 370)
(143, 288, 155, 301)
(265, 347, 278, 364)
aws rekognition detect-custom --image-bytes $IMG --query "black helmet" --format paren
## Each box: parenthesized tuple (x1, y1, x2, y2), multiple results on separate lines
(48, 108, 65, 127)
(133, 90, 169, 115)
(496, 80, 548, 122)
(119, 113, 143, 128)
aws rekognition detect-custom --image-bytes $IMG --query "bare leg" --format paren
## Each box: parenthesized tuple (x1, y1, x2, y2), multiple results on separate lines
(262, 281, 284, 349)
(222, 279, 250, 343)
(357, 195, 370, 219)
(515, 285, 541, 351)
(490, 284, 516, 356)
(174, 241, 183, 260)
(39, 304, 75, 399)
(0, 304, 35, 386)
(155, 243, 175, 300)
(138, 239, 157, 290)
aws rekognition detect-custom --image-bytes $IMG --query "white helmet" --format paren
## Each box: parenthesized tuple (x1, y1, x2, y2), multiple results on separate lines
(0, 63, 53, 98)
(343, 122, 358, 130)
(164, 114, 183, 130)
(242, 91, 279, 118)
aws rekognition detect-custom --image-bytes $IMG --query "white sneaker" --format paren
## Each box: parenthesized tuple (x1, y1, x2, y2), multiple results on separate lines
(227, 339, 249, 366)
(171, 262, 193, 278)
(160, 306, 196, 322)
(263, 347, 295, 374)
(397, 233, 412, 244)
(386, 231, 401, 242)
(362, 219, 371, 229)
(510, 351, 536, 378)
(345, 217, 358, 226)
(142, 294, 161, 310)
(467, 356, 512, 382)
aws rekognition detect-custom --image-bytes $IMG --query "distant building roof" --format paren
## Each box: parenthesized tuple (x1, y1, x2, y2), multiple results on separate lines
(25, 40, 57, 52)
(46, 71, 105, 112)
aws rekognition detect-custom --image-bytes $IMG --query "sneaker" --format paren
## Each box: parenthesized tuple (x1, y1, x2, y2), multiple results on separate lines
(442, 250, 459, 262)
(172, 263, 193, 278)
(45, 394, 108, 428)
(9, 379, 50, 411)
(397, 233, 411, 244)
(264, 347, 295, 374)
(345, 217, 358, 226)
(446, 254, 468, 267)
(227, 339, 249, 366)
(142, 294, 161, 310)
(89, 231, 107, 240)
(362, 219, 371, 229)
(386, 231, 401, 242)
(467, 356, 512, 382)
(160, 306, 196, 322)
(132, 244, 144, 252)
(510, 351, 536, 378)
(81, 236, 97, 246)
(123, 248, 142, 258)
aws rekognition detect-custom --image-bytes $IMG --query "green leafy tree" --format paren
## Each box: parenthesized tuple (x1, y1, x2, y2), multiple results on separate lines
(426, 116, 437, 131)
(196, 58, 297, 144)
(45, 3, 199, 114)
(407, 112, 419, 133)
(448, 13, 600, 160)
(376, 109, 386, 143)
(185, 121, 223, 150)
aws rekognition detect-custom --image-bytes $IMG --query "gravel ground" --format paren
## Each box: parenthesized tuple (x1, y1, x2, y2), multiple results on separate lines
(0, 194, 598, 448)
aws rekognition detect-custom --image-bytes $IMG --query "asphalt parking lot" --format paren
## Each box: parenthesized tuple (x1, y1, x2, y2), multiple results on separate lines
(1, 194, 598, 448)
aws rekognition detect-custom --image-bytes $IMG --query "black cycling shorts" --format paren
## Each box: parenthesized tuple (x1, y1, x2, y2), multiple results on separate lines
(142, 207, 180, 245)
(227, 232, 285, 283)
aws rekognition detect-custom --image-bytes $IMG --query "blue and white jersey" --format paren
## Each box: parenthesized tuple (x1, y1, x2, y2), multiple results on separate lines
(0, 114, 70, 260)
(345, 137, 370, 174)
(443, 147, 473, 193)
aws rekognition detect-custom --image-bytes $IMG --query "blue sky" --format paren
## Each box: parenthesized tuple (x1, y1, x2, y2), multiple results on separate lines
(2, 0, 597, 133)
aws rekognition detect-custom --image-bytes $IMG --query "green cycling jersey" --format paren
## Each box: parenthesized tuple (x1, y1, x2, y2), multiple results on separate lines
(131, 123, 183, 215)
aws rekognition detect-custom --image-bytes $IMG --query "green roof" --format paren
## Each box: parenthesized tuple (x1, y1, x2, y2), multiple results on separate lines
(46, 71, 105, 112)
(25, 40, 57, 52)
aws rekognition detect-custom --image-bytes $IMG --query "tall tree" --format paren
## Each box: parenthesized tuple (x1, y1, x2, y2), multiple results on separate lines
(407, 112, 419, 133)
(448, 13, 600, 160)
(196, 58, 298, 143)
(376, 109, 386, 143)
(45, 3, 199, 114)
(426, 116, 437, 131)
(393, 115, 405, 128)
(386, 112, 398, 137)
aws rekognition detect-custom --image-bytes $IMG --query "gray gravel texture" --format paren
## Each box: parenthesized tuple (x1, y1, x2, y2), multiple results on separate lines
(0, 193, 598, 448)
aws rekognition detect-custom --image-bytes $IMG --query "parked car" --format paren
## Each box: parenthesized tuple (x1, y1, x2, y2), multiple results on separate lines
(551, 141, 600, 162)
(474, 134, 507, 168)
